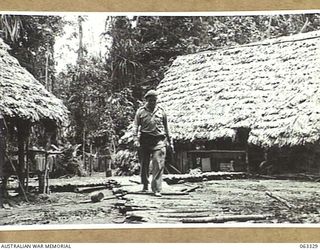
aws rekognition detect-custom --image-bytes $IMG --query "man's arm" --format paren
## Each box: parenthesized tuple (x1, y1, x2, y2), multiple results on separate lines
(133, 109, 140, 147)
(163, 111, 171, 146)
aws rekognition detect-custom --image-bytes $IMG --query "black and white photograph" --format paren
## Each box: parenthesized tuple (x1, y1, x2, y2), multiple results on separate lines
(1, 11, 320, 227)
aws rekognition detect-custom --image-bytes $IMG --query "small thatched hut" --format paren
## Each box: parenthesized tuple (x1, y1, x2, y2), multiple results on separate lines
(157, 30, 320, 174)
(0, 38, 68, 186)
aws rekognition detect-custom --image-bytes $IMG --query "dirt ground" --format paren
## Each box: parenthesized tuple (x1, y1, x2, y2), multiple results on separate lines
(0, 190, 125, 225)
(113, 175, 320, 224)
(0, 173, 319, 225)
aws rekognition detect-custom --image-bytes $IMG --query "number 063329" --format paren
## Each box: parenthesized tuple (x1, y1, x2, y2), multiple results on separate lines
(300, 244, 319, 249)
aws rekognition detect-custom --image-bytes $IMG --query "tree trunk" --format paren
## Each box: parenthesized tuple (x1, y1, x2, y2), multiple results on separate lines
(45, 43, 49, 91)
(78, 16, 84, 62)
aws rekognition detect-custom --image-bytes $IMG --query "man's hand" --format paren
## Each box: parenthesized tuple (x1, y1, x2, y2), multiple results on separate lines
(166, 138, 174, 153)
(133, 138, 140, 148)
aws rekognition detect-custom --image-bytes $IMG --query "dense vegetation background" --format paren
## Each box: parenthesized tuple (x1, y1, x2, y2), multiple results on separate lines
(1, 14, 320, 174)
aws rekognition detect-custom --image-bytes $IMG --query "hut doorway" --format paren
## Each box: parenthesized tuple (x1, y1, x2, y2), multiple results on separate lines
(174, 128, 250, 174)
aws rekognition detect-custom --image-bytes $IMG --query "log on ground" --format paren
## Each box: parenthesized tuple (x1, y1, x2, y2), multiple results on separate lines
(164, 172, 248, 184)
(90, 191, 104, 202)
(182, 214, 271, 223)
(74, 185, 107, 193)
(265, 191, 296, 209)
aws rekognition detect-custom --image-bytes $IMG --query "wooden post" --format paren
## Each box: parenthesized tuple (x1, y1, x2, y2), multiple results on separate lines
(43, 151, 49, 194)
(5, 152, 29, 202)
(89, 143, 93, 176)
(82, 129, 86, 171)
(104, 156, 108, 177)
(96, 150, 101, 172)
(25, 136, 29, 192)
(17, 121, 26, 191)
(38, 172, 44, 193)
(106, 156, 112, 177)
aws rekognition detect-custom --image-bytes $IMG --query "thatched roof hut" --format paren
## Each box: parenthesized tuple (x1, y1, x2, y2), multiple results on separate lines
(0, 38, 69, 189)
(0, 38, 68, 124)
(157, 30, 320, 148)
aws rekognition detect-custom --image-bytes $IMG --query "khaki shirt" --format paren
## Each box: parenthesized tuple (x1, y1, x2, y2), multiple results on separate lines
(134, 105, 168, 138)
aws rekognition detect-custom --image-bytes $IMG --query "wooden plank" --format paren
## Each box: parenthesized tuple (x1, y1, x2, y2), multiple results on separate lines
(158, 213, 212, 218)
(127, 191, 188, 196)
(182, 214, 271, 223)
(180, 185, 200, 193)
(155, 209, 213, 213)
(188, 150, 246, 154)
(164, 172, 248, 184)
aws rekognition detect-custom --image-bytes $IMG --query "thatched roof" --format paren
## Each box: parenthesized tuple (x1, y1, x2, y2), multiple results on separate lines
(157, 31, 320, 147)
(0, 38, 68, 124)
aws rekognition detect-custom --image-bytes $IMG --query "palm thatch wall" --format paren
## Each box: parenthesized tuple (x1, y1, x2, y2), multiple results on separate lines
(0, 38, 68, 124)
(157, 31, 320, 148)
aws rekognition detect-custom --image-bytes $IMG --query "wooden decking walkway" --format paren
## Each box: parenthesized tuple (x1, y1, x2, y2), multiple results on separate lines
(111, 172, 271, 224)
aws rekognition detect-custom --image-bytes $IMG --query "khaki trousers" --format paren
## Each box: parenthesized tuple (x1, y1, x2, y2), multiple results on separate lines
(139, 145, 166, 193)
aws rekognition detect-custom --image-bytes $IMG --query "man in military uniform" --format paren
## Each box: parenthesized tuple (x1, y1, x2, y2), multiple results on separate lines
(133, 90, 171, 197)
